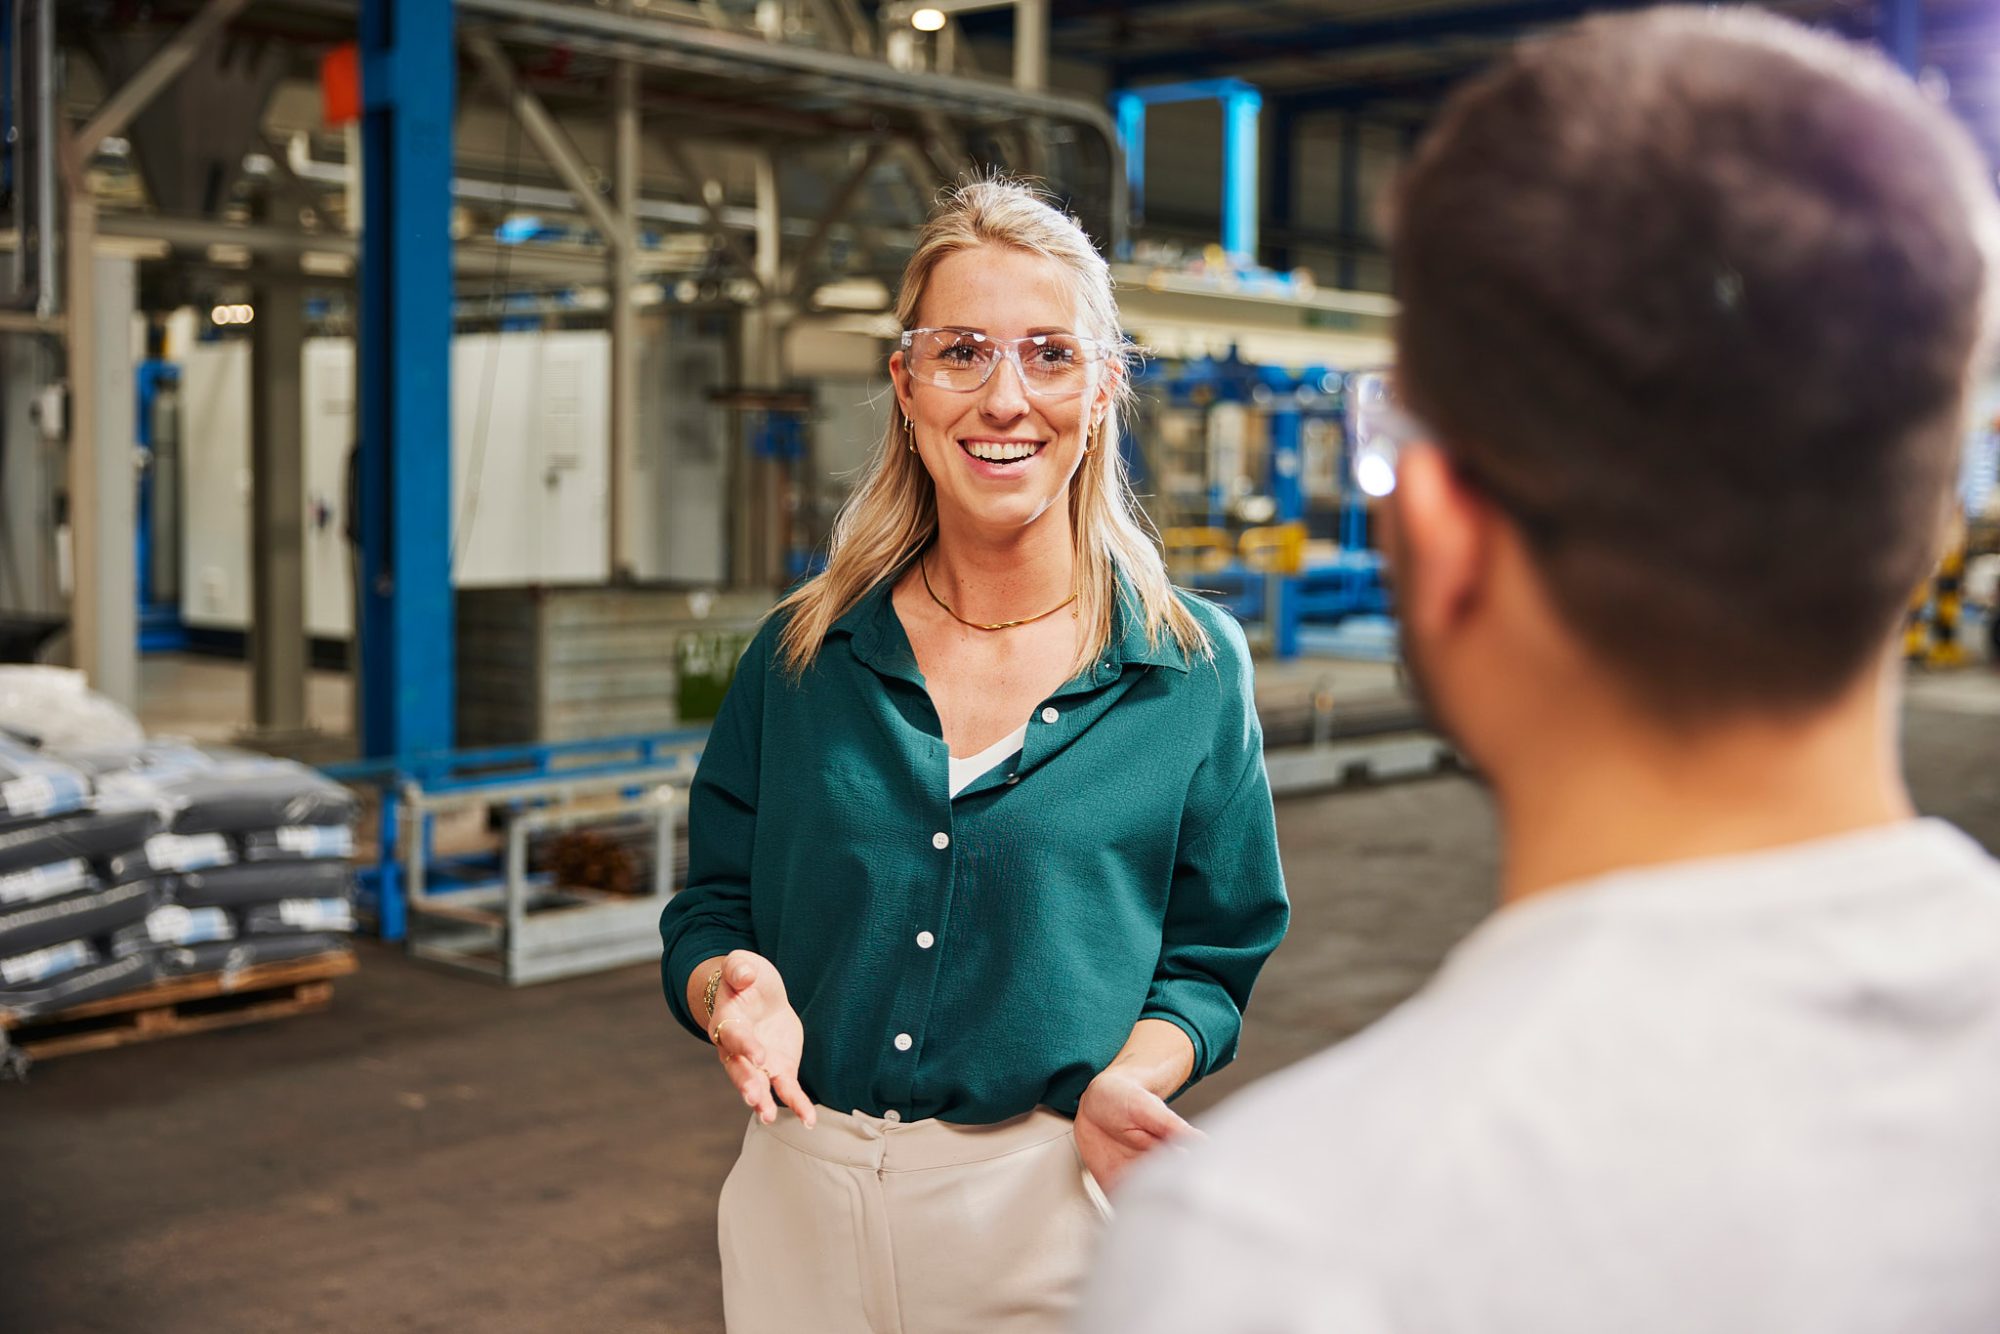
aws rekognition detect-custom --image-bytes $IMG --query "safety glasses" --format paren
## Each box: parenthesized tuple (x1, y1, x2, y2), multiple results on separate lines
(899, 328, 1121, 400)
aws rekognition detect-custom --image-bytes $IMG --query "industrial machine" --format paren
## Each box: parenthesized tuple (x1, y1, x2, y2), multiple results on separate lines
(1138, 349, 1392, 659)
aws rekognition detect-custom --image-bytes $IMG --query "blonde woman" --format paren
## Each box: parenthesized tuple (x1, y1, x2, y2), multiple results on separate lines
(660, 178, 1288, 1333)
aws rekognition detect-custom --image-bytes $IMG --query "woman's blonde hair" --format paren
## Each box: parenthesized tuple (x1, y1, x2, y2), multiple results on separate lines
(774, 177, 1211, 676)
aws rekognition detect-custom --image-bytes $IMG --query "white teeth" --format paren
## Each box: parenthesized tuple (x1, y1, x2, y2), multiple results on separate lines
(964, 440, 1041, 462)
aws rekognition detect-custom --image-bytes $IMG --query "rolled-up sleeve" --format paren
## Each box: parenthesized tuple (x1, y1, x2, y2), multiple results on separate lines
(1141, 617, 1289, 1087)
(660, 628, 771, 1040)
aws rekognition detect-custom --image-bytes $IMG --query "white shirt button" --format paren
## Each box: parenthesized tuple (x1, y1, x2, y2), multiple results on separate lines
(916, 931, 935, 949)
(883, 1109, 902, 1124)
(931, 831, 950, 850)
(1041, 706, 1059, 724)
(894, 1033, 913, 1052)
(1004, 773, 1019, 785)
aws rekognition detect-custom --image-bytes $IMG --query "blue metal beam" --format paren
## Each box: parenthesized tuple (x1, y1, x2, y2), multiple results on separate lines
(358, 0, 455, 780)
(1113, 78, 1262, 264)
(1115, 91, 1146, 226)
(1223, 88, 1261, 264)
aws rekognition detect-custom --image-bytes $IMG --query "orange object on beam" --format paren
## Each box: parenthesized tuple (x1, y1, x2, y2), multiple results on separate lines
(321, 43, 360, 128)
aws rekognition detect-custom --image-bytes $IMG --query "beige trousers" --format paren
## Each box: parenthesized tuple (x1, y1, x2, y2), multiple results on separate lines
(717, 1106, 1110, 1334)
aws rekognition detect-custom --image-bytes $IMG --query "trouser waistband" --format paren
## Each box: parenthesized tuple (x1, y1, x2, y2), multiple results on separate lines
(754, 1105, 1076, 1173)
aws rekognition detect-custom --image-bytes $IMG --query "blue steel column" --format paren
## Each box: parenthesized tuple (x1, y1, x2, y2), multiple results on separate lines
(359, 1, 454, 939)
(1267, 401, 1303, 660)
(1115, 92, 1146, 231)
(1883, 0, 1921, 74)
(1223, 88, 1261, 265)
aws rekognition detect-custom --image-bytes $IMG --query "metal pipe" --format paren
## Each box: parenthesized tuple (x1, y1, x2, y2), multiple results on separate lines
(31, 0, 52, 317)
(458, 0, 1128, 252)
(248, 265, 307, 735)
(464, 32, 633, 251)
(1013, 0, 1047, 92)
(609, 38, 638, 579)
(71, 0, 254, 166)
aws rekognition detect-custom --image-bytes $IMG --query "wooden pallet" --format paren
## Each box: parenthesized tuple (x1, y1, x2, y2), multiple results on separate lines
(0, 950, 358, 1061)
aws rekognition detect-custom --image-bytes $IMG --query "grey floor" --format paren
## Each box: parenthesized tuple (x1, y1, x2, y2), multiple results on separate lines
(5, 666, 1999, 1333)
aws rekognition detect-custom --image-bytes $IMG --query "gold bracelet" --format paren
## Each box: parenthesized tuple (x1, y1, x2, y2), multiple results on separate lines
(702, 966, 724, 1022)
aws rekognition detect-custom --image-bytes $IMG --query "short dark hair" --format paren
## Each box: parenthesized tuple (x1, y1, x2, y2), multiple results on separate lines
(1393, 6, 1998, 719)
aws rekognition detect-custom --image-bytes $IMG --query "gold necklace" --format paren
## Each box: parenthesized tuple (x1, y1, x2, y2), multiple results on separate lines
(921, 554, 1078, 632)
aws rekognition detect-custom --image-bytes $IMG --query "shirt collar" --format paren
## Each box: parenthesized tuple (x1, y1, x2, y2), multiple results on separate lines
(826, 566, 1192, 681)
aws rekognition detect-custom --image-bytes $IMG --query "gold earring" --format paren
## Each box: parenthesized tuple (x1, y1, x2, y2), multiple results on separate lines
(904, 416, 916, 453)
(1083, 419, 1097, 455)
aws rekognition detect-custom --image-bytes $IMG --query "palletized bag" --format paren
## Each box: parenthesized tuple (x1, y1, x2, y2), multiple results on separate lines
(236, 825, 357, 862)
(153, 933, 346, 977)
(0, 801, 163, 875)
(101, 831, 234, 885)
(151, 764, 357, 837)
(0, 879, 159, 957)
(0, 739, 91, 822)
(108, 903, 236, 957)
(239, 897, 356, 936)
(0, 951, 155, 1020)
(174, 860, 354, 909)
(0, 936, 98, 986)
(0, 857, 100, 907)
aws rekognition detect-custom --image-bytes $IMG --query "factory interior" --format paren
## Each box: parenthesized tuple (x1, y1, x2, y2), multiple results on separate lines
(3, 1, 1999, 1330)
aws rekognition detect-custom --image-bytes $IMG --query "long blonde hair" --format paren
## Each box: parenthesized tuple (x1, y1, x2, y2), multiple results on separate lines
(775, 178, 1211, 676)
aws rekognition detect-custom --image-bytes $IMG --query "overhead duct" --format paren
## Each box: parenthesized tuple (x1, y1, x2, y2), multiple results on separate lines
(85, 27, 287, 218)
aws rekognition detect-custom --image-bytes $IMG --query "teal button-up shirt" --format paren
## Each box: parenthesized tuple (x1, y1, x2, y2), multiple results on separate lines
(660, 576, 1289, 1124)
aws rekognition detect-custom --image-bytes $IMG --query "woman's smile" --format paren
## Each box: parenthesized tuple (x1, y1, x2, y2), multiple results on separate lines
(959, 435, 1047, 475)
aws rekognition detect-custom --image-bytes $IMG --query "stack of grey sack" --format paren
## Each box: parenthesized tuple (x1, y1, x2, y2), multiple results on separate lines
(0, 739, 166, 1018)
(69, 743, 360, 980)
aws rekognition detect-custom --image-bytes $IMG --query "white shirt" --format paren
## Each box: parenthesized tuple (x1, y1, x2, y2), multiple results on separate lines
(948, 723, 1027, 798)
(1081, 819, 2000, 1334)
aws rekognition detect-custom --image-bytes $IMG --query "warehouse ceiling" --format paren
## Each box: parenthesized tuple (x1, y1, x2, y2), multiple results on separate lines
(963, 0, 2000, 157)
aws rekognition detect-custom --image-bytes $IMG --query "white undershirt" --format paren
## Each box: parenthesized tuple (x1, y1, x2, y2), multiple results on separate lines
(947, 723, 1028, 798)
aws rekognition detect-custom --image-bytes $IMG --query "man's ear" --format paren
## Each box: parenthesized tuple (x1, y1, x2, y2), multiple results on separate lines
(1390, 444, 1493, 645)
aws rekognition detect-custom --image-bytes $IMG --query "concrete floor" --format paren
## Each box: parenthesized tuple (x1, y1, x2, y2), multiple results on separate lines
(6, 672, 1999, 1333)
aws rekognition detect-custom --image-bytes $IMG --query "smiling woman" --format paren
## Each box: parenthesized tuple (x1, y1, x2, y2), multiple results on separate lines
(659, 178, 1290, 1334)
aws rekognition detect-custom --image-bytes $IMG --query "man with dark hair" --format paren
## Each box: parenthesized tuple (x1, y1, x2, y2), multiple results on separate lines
(1079, 8, 2000, 1332)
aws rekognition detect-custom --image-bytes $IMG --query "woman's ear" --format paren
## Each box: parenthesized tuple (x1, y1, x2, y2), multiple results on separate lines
(889, 349, 914, 422)
(1091, 359, 1122, 432)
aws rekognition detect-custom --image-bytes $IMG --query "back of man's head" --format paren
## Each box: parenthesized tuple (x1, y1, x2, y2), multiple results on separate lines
(1393, 7, 1999, 723)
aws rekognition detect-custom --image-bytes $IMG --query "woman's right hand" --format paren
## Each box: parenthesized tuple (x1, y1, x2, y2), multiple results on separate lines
(695, 950, 816, 1128)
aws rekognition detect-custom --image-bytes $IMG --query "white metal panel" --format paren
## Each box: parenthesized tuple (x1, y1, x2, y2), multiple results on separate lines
(450, 330, 611, 588)
(302, 338, 355, 639)
(182, 328, 616, 638)
(178, 338, 252, 631)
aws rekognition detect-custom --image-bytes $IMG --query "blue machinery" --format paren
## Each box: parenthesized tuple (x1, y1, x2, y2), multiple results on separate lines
(1144, 352, 1392, 660)
(1112, 79, 1262, 264)
(325, 730, 706, 947)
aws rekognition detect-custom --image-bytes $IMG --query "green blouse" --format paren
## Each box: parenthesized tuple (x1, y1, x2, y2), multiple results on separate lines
(659, 576, 1289, 1123)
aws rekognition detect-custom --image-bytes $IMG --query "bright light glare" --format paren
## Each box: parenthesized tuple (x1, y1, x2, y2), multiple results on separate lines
(1356, 450, 1397, 498)
(911, 7, 947, 31)
(211, 304, 256, 326)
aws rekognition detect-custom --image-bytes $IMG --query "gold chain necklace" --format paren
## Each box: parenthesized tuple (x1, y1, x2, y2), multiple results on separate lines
(921, 554, 1078, 632)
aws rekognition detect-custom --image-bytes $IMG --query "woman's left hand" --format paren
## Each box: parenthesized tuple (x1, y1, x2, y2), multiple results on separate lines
(1074, 1066, 1202, 1196)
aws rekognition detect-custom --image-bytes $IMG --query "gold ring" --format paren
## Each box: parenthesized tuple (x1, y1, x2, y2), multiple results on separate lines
(710, 1015, 737, 1046)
